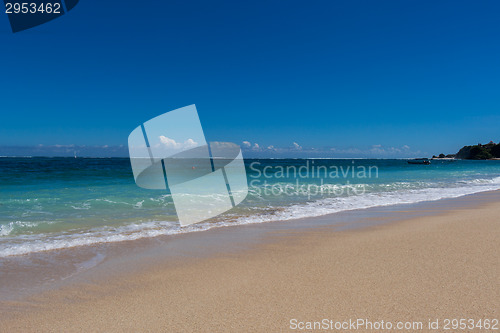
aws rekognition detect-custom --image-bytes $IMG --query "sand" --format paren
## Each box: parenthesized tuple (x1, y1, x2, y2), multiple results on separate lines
(1, 199, 499, 332)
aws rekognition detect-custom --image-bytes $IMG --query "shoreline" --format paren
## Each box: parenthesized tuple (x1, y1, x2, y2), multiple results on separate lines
(1, 190, 499, 331)
(2, 158, 499, 259)
(2, 189, 500, 303)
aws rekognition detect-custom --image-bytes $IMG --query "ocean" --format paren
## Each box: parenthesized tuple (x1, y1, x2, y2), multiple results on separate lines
(1, 157, 500, 257)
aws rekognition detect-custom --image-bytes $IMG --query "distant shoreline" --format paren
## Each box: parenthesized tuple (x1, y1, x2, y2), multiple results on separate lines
(431, 157, 500, 161)
(2, 156, 500, 160)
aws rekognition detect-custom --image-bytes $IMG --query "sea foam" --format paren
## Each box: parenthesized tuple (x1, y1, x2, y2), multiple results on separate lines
(1, 176, 499, 257)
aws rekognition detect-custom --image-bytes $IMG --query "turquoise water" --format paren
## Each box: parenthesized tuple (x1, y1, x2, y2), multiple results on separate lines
(1, 157, 500, 257)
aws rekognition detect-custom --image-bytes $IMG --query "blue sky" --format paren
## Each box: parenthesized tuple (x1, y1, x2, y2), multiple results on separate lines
(1, 0, 499, 157)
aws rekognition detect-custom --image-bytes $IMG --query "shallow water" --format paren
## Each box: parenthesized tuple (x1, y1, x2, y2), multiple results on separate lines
(1, 157, 500, 257)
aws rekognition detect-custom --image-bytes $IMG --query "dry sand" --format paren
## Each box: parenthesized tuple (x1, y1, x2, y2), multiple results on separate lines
(1, 200, 499, 332)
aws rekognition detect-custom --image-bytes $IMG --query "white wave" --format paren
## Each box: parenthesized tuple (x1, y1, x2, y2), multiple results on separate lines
(1, 176, 500, 257)
(0, 224, 14, 237)
(0, 220, 48, 237)
(134, 200, 145, 208)
(70, 202, 91, 210)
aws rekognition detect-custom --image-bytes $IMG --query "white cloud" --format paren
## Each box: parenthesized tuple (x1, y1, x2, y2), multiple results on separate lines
(292, 142, 302, 150)
(158, 136, 198, 150)
(159, 136, 181, 149)
(211, 141, 236, 148)
(236, 141, 423, 158)
(184, 138, 198, 149)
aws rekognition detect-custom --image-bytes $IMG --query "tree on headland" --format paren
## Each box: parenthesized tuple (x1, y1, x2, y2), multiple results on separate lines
(456, 142, 499, 159)
(432, 153, 456, 159)
(491, 144, 500, 158)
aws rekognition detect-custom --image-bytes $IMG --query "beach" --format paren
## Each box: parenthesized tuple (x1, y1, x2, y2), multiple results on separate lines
(3, 0, 500, 331)
(1, 191, 499, 332)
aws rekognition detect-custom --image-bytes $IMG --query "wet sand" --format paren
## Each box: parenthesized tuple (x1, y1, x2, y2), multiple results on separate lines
(1, 192, 499, 332)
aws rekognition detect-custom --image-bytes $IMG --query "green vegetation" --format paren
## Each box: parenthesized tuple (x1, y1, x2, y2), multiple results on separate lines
(432, 153, 456, 159)
(456, 141, 500, 160)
